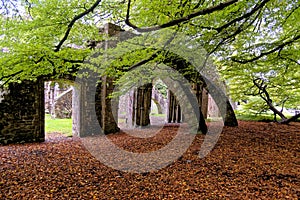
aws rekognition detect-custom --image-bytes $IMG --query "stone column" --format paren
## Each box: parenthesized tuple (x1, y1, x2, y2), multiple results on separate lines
(132, 83, 153, 127)
(99, 76, 120, 134)
(72, 85, 80, 136)
(167, 90, 182, 123)
(72, 77, 120, 136)
(72, 78, 101, 137)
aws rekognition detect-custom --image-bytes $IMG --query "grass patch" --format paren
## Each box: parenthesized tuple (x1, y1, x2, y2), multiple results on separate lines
(235, 109, 274, 121)
(150, 113, 166, 117)
(235, 110, 297, 122)
(45, 114, 73, 137)
(236, 113, 274, 121)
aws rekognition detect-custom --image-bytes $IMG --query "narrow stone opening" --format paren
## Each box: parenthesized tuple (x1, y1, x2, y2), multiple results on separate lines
(44, 81, 73, 138)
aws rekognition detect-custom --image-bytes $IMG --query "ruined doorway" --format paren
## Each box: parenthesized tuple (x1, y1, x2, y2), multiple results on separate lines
(44, 81, 73, 137)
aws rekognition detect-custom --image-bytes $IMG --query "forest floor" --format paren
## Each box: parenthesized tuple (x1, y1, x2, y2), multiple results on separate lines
(0, 121, 299, 199)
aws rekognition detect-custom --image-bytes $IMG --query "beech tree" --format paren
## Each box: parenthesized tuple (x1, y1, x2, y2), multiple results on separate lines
(0, 0, 299, 122)
(215, 0, 300, 123)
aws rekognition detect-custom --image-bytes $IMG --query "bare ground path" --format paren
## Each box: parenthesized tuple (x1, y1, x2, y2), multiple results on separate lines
(0, 121, 299, 199)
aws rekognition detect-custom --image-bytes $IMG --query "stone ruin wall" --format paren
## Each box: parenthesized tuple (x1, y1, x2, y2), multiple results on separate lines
(0, 80, 45, 144)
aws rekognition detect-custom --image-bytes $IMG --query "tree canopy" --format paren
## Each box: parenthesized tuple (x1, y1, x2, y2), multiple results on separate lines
(0, 0, 299, 120)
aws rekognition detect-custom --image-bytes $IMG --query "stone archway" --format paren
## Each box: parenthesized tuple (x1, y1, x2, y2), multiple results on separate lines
(68, 23, 237, 135)
(0, 23, 238, 144)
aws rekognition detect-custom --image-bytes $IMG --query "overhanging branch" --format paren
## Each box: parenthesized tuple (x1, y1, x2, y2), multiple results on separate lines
(54, 0, 102, 52)
(232, 34, 300, 64)
(215, 0, 271, 32)
(0, 70, 24, 82)
(0, 70, 24, 88)
(125, 0, 238, 32)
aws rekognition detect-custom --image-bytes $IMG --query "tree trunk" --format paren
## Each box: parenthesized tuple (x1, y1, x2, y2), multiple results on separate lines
(203, 81, 238, 127)
(198, 110, 208, 134)
(280, 113, 300, 124)
(265, 100, 287, 120)
(224, 100, 238, 127)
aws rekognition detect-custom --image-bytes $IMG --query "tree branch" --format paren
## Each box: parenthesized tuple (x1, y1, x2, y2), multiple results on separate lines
(279, 56, 300, 66)
(253, 78, 287, 120)
(215, 0, 271, 33)
(208, 8, 262, 55)
(0, 70, 24, 88)
(280, 97, 289, 113)
(54, 0, 102, 52)
(125, 0, 238, 32)
(125, 31, 178, 71)
(232, 34, 300, 64)
(0, 70, 24, 82)
(193, 0, 206, 9)
(125, 50, 161, 72)
(24, 0, 33, 19)
(280, 113, 300, 124)
(283, 4, 300, 25)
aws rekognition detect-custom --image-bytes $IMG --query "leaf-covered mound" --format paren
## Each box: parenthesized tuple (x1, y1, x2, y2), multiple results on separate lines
(0, 121, 299, 199)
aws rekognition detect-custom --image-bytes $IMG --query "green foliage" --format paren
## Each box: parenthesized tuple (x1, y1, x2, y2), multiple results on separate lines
(154, 80, 168, 98)
(0, 0, 102, 83)
(218, 51, 300, 113)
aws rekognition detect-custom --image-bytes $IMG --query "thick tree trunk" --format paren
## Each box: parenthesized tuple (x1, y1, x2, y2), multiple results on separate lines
(203, 82, 238, 127)
(193, 83, 208, 133)
(199, 110, 208, 134)
(224, 100, 238, 127)
(162, 52, 238, 127)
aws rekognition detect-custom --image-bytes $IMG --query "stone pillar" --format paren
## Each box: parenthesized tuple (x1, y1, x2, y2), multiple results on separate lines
(99, 76, 120, 134)
(72, 85, 80, 136)
(0, 80, 45, 144)
(72, 79, 101, 137)
(167, 90, 182, 123)
(73, 23, 124, 136)
(98, 23, 121, 134)
(72, 76, 120, 136)
(132, 83, 152, 127)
